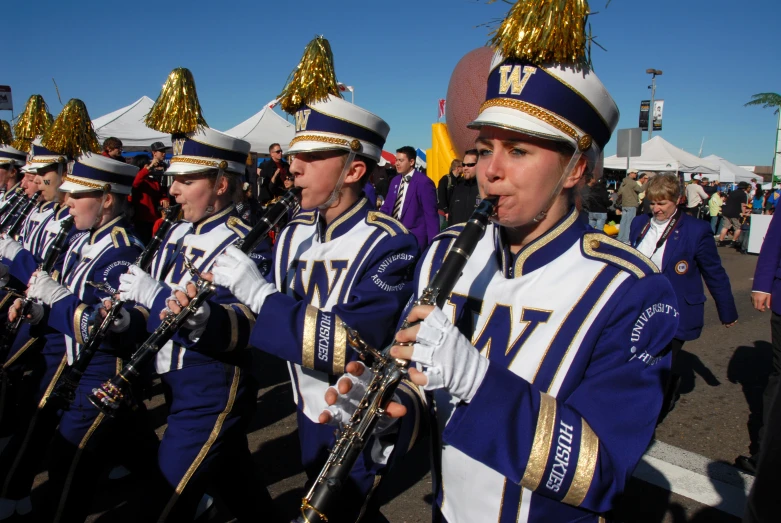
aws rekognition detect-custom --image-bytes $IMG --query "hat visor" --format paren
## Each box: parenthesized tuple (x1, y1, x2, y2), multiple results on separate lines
(164, 162, 216, 176)
(59, 179, 132, 195)
(287, 138, 381, 163)
(468, 106, 575, 147)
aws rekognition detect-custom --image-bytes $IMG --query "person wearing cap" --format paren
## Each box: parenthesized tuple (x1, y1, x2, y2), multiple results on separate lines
(205, 36, 422, 521)
(116, 124, 275, 521)
(349, 3, 679, 520)
(4, 153, 160, 522)
(0, 145, 27, 212)
(130, 141, 171, 243)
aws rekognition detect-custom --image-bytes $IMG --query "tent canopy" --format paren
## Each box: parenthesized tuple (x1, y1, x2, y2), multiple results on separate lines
(415, 148, 427, 169)
(604, 136, 719, 174)
(703, 155, 757, 184)
(222, 103, 294, 154)
(92, 96, 171, 150)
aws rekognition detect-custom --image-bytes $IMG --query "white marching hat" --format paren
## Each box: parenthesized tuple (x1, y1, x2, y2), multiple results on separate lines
(287, 95, 389, 163)
(26, 138, 68, 172)
(166, 127, 250, 176)
(60, 153, 138, 195)
(0, 145, 27, 167)
(469, 52, 620, 156)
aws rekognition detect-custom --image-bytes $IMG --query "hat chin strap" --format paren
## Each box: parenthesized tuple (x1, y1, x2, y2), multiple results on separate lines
(318, 151, 356, 211)
(90, 185, 112, 230)
(531, 149, 583, 223)
(205, 167, 226, 214)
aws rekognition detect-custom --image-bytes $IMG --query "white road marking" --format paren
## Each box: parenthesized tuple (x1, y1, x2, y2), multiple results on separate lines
(634, 440, 753, 517)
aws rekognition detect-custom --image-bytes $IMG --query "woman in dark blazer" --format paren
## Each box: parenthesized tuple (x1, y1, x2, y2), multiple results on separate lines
(630, 173, 738, 422)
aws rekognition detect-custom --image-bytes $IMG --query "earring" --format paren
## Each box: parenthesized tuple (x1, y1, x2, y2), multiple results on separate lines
(532, 210, 547, 223)
(205, 205, 215, 214)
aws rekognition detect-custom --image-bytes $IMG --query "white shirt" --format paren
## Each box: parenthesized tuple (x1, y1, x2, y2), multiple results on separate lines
(636, 216, 670, 269)
(685, 183, 709, 208)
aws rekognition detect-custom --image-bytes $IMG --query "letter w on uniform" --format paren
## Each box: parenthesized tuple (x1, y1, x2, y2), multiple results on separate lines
(295, 109, 312, 132)
(499, 65, 537, 95)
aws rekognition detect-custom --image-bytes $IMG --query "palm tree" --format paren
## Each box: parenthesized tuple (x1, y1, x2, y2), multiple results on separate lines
(745, 92, 781, 183)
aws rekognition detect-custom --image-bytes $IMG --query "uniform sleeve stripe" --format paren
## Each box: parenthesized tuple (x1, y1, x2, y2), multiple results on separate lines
(302, 305, 318, 369)
(222, 305, 239, 351)
(332, 315, 346, 375)
(561, 418, 599, 506)
(134, 305, 150, 321)
(521, 391, 557, 491)
(73, 303, 88, 345)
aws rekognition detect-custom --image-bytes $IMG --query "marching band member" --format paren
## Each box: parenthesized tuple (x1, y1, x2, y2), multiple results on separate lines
(336, 2, 680, 521)
(0, 145, 26, 213)
(116, 67, 275, 521)
(8, 153, 158, 523)
(205, 37, 423, 521)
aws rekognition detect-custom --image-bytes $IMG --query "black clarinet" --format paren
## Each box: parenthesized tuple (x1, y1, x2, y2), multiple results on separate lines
(47, 205, 181, 409)
(89, 189, 301, 416)
(0, 188, 23, 222)
(297, 197, 497, 523)
(0, 192, 39, 236)
(0, 215, 74, 363)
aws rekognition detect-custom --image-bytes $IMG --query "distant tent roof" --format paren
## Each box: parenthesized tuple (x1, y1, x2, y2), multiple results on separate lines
(604, 136, 719, 174)
(415, 148, 427, 169)
(704, 155, 757, 183)
(379, 150, 395, 167)
(222, 102, 294, 154)
(91, 96, 171, 150)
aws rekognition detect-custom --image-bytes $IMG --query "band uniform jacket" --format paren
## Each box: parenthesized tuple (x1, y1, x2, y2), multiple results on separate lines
(379, 170, 439, 250)
(630, 212, 738, 340)
(412, 209, 678, 522)
(751, 209, 781, 315)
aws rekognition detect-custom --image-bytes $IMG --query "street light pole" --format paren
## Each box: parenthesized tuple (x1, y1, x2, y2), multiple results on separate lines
(646, 69, 662, 141)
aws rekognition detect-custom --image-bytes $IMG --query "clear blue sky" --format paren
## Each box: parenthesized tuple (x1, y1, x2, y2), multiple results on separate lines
(4, 0, 780, 166)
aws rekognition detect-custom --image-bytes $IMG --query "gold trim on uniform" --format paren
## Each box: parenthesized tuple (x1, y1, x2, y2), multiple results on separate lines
(367, 210, 408, 235)
(3, 337, 38, 369)
(226, 216, 248, 238)
(561, 418, 599, 506)
(582, 233, 658, 278)
(479, 98, 579, 143)
(110, 226, 130, 248)
(521, 391, 557, 491)
(222, 304, 239, 351)
(289, 134, 352, 150)
(169, 156, 223, 169)
(302, 305, 318, 369)
(134, 305, 150, 321)
(195, 204, 234, 234)
(159, 367, 241, 523)
(515, 210, 578, 276)
(61, 174, 111, 191)
(73, 303, 89, 345)
(332, 315, 347, 375)
(325, 198, 366, 242)
(91, 215, 124, 244)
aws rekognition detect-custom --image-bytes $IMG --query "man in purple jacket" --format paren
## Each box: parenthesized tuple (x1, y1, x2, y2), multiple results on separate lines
(739, 210, 781, 476)
(380, 146, 439, 250)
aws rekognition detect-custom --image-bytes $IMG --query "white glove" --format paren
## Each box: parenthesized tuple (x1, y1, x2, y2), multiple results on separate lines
(166, 285, 211, 340)
(0, 239, 23, 262)
(411, 307, 490, 403)
(27, 272, 72, 306)
(10, 298, 44, 325)
(323, 361, 398, 434)
(118, 265, 164, 309)
(210, 246, 275, 314)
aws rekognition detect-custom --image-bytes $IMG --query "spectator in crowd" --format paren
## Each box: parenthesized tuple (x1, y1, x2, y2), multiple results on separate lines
(708, 189, 724, 235)
(256, 143, 289, 204)
(102, 137, 124, 161)
(380, 145, 439, 249)
(753, 188, 766, 214)
(630, 173, 738, 422)
(719, 181, 751, 245)
(447, 150, 479, 226)
(766, 185, 780, 214)
(131, 146, 171, 244)
(616, 170, 647, 244)
(584, 174, 611, 232)
(685, 177, 709, 217)
(701, 177, 717, 197)
(437, 159, 462, 227)
(741, 209, 781, 491)
(371, 164, 390, 204)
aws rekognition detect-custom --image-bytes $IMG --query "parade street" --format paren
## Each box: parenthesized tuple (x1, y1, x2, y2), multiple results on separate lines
(57, 242, 766, 522)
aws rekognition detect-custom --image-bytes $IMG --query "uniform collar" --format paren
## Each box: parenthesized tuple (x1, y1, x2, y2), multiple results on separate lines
(316, 197, 369, 242)
(90, 215, 126, 244)
(496, 207, 583, 278)
(193, 204, 235, 234)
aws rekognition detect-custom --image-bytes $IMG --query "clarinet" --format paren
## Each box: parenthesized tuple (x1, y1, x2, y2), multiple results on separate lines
(89, 188, 302, 416)
(297, 197, 497, 523)
(0, 215, 74, 364)
(0, 192, 39, 236)
(0, 188, 23, 222)
(47, 205, 181, 409)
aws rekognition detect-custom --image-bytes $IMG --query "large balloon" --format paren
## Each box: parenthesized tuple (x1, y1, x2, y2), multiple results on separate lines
(445, 47, 494, 158)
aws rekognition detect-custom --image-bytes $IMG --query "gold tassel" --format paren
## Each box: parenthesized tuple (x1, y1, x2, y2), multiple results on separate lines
(40, 99, 101, 157)
(13, 94, 52, 141)
(488, 0, 590, 67)
(0, 121, 12, 145)
(277, 36, 342, 114)
(145, 68, 208, 134)
(11, 138, 32, 153)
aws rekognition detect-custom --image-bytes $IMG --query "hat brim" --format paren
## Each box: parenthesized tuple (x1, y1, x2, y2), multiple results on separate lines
(59, 178, 132, 195)
(287, 137, 381, 163)
(468, 106, 575, 147)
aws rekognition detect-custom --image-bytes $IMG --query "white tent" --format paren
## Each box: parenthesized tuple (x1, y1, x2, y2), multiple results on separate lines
(703, 155, 757, 184)
(222, 102, 294, 154)
(92, 96, 171, 149)
(604, 136, 720, 174)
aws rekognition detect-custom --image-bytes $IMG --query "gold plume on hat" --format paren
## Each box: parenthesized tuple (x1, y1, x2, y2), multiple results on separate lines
(0, 121, 12, 145)
(145, 68, 208, 134)
(40, 99, 101, 157)
(12, 95, 53, 151)
(488, 0, 590, 67)
(277, 36, 342, 114)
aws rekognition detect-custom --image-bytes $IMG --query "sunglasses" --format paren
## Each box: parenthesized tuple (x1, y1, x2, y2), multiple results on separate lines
(272, 150, 283, 154)
(462, 162, 477, 168)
